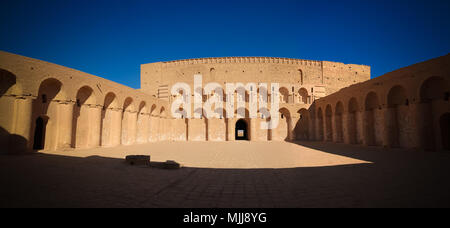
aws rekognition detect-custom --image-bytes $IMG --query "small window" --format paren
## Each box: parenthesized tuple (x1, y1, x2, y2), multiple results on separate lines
(41, 94, 47, 103)
(281, 114, 284, 119)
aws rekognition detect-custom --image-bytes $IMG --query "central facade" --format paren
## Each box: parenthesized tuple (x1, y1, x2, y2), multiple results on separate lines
(140, 57, 370, 141)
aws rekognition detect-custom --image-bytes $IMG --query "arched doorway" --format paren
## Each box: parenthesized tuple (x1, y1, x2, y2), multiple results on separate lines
(235, 119, 248, 140)
(72, 86, 96, 148)
(33, 78, 64, 150)
(278, 108, 292, 141)
(298, 88, 308, 104)
(317, 108, 324, 141)
(335, 102, 344, 143)
(279, 87, 289, 104)
(364, 92, 379, 146)
(33, 116, 48, 150)
(348, 97, 359, 144)
(387, 85, 408, 148)
(440, 113, 450, 151)
(295, 108, 309, 140)
(325, 105, 333, 141)
(420, 76, 449, 151)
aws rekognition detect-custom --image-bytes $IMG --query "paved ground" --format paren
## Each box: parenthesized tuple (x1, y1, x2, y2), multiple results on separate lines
(1, 141, 450, 208)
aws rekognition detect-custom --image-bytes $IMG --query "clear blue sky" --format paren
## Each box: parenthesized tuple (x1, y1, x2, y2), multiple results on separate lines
(1, 0, 449, 88)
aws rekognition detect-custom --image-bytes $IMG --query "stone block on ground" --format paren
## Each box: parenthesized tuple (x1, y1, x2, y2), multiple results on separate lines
(163, 160, 181, 169)
(125, 155, 151, 166)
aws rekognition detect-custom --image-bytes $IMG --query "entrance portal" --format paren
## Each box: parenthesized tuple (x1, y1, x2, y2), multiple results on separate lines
(440, 113, 450, 151)
(33, 117, 47, 150)
(235, 119, 248, 140)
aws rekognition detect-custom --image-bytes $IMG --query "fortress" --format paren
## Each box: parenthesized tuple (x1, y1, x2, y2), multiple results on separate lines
(0, 51, 449, 153)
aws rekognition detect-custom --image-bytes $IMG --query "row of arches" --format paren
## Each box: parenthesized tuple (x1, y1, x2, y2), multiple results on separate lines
(32, 79, 169, 150)
(314, 76, 450, 151)
(1, 69, 305, 153)
(172, 107, 294, 142)
(0, 72, 169, 152)
(279, 87, 311, 104)
(173, 86, 312, 105)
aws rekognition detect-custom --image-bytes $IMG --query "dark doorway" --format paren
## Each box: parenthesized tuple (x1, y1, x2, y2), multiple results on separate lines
(440, 113, 450, 151)
(33, 117, 47, 150)
(235, 119, 248, 140)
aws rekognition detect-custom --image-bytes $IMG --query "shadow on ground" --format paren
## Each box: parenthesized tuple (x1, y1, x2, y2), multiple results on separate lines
(1, 141, 450, 208)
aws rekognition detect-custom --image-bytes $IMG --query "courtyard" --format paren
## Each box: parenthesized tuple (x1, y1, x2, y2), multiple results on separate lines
(1, 141, 449, 208)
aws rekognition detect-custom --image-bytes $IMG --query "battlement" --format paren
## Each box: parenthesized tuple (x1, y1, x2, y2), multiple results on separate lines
(160, 57, 323, 67)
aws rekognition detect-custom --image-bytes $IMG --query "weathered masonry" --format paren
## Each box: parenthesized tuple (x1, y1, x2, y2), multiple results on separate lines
(1, 50, 449, 153)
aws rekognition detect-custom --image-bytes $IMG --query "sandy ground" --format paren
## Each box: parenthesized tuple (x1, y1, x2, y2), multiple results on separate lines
(43, 141, 371, 169)
(1, 141, 450, 208)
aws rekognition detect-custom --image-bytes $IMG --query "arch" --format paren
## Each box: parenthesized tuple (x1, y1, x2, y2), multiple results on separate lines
(388, 85, 408, 107)
(440, 113, 450, 151)
(76, 86, 96, 105)
(298, 88, 308, 104)
(317, 107, 324, 141)
(364, 91, 379, 146)
(347, 97, 359, 144)
(36, 78, 64, 114)
(148, 104, 159, 142)
(387, 85, 408, 147)
(150, 104, 157, 115)
(365, 91, 379, 111)
(335, 101, 344, 143)
(31, 78, 65, 150)
(279, 87, 289, 104)
(121, 97, 136, 145)
(72, 86, 98, 148)
(419, 76, 450, 150)
(235, 119, 248, 140)
(123, 97, 134, 112)
(100, 92, 120, 147)
(0, 69, 20, 151)
(278, 107, 292, 141)
(138, 101, 147, 114)
(0, 68, 21, 97)
(295, 108, 309, 140)
(420, 76, 449, 103)
(325, 104, 333, 141)
(136, 101, 149, 144)
(265, 116, 273, 141)
(104, 92, 119, 109)
(158, 106, 170, 141)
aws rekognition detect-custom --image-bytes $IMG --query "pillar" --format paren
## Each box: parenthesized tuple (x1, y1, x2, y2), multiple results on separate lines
(250, 118, 256, 141)
(11, 96, 33, 152)
(57, 101, 74, 149)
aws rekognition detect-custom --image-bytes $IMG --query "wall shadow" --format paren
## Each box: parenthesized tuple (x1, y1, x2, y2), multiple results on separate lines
(0, 127, 35, 154)
(1, 150, 450, 208)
